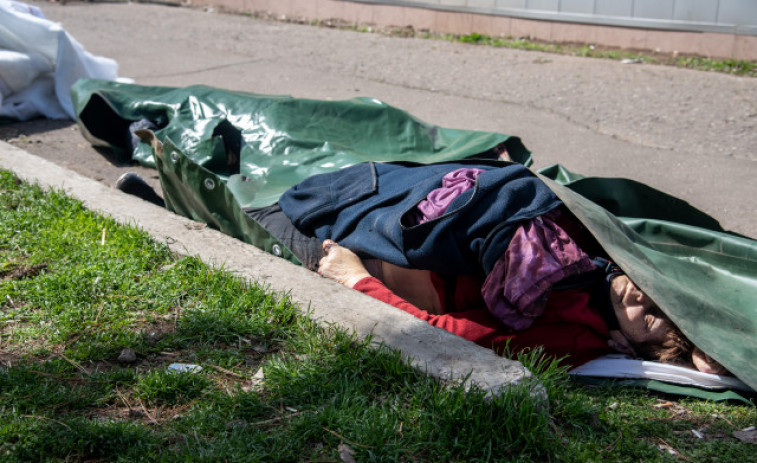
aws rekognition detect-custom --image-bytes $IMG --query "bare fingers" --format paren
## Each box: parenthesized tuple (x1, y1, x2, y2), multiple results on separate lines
(317, 241, 371, 288)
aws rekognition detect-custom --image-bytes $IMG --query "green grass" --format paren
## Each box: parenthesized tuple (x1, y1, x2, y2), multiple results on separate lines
(447, 32, 757, 77)
(1, 169, 755, 462)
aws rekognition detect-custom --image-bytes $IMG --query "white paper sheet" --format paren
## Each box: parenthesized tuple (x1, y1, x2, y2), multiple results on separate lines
(570, 354, 754, 392)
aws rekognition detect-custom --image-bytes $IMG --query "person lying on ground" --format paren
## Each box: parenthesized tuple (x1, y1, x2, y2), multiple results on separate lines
(272, 162, 730, 375)
(317, 239, 728, 375)
(115, 166, 729, 376)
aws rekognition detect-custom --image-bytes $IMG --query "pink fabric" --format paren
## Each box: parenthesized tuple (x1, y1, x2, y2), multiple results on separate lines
(407, 168, 595, 332)
(481, 209, 595, 331)
(412, 168, 485, 224)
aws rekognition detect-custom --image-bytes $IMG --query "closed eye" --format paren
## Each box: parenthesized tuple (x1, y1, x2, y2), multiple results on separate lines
(645, 314, 656, 331)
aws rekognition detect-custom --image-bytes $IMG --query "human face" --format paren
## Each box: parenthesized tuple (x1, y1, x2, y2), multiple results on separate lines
(609, 275, 670, 346)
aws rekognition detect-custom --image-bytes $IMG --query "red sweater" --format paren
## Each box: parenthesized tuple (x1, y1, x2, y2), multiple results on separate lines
(353, 276, 611, 367)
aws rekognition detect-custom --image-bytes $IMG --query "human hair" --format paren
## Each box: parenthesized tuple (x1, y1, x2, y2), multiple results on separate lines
(632, 321, 695, 367)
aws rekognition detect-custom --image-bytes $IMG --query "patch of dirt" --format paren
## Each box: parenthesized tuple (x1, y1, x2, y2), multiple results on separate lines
(0, 338, 56, 366)
(1, 263, 47, 281)
(88, 399, 195, 426)
(140, 316, 179, 346)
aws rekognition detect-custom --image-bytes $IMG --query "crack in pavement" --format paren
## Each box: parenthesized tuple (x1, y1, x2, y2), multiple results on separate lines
(132, 58, 266, 79)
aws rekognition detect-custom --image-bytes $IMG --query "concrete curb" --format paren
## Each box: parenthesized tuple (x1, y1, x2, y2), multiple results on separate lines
(0, 140, 534, 397)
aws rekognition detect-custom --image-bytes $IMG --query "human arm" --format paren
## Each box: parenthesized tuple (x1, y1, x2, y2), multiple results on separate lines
(318, 240, 611, 367)
(317, 240, 518, 350)
(354, 276, 610, 366)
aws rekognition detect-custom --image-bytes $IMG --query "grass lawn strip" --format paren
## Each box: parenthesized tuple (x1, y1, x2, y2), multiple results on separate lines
(0, 169, 755, 462)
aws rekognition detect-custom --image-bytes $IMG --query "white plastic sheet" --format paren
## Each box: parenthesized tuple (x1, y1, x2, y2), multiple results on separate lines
(570, 354, 754, 392)
(0, 0, 120, 120)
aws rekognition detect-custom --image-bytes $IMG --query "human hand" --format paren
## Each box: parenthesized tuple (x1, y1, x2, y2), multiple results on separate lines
(607, 330, 637, 357)
(317, 240, 371, 288)
(692, 347, 729, 375)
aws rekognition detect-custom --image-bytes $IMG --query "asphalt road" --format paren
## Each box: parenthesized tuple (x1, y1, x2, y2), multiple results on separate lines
(4, 0, 757, 237)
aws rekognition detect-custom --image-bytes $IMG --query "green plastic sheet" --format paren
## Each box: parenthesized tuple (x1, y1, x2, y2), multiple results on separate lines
(572, 377, 755, 405)
(71, 79, 757, 393)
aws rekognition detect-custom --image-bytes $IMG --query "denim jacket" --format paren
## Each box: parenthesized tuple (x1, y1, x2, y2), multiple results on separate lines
(279, 161, 561, 275)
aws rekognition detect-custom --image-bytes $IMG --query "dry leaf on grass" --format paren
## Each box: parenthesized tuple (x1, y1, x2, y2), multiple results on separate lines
(654, 401, 674, 409)
(338, 443, 356, 463)
(733, 427, 757, 444)
(242, 367, 265, 392)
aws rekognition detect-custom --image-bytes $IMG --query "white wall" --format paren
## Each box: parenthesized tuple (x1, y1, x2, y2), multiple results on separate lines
(353, 0, 757, 35)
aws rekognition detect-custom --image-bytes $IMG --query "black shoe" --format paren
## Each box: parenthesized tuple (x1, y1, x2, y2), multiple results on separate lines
(115, 172, 165, 208)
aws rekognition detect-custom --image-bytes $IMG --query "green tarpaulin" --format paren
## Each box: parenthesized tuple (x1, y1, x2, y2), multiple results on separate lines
(71, 79, 757, 394)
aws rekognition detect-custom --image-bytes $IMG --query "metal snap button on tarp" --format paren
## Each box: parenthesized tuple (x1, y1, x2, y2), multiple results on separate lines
(272, 244, 282, 256)
(204, 178, 215, 190)
(170, 150, 179, 162)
